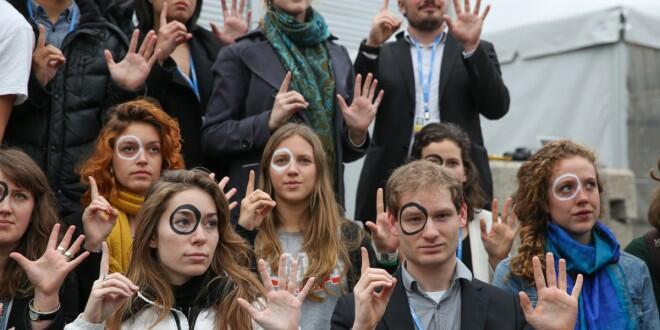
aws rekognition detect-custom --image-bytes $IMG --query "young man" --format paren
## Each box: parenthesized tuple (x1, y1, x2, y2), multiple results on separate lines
(355, 0, 510, 224)
(333, 160, 583, 330)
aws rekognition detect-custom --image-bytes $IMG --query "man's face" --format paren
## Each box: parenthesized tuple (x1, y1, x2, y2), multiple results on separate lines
(391, 186, 465, 269)
(398, 0, 447, 31)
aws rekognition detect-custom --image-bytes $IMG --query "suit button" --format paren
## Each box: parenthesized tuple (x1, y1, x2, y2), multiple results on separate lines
(241, 140, 249, 150)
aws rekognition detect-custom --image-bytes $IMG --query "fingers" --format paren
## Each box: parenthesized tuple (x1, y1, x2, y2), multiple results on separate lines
(336, 94, 349, 113)
(474, 0, 481, 15)
(288, 259, 298, 294)
(67, 250, 89, 270)
(360, 247, 370, 275)
(519, 292, 533, 317)
(453, 0, 462, 15)
(279, 71, 292, 93)
(128, 29, 140, 54)
(277, 254, 287, 291)
(571, 274, 584, 298)
(58, 224, 76, 252)
(140, 31, 158, 60)
(353, 74, 363, 98)
(237, 297, 260, 319)
(464, 0, 471, 14)
(218, 176, 230, 190)
(378, 278, 397, 301)
(297, 276, 316, 301)
(37, 25, 46, 48)
(531, 256, 545, 290)
(89, 176, 100, 200)
(258, 259, 274, 292)
(365, 221, 378, 234)
(491, 198, 499, 224)
(221, 0, 229, 17)
(558, 258, 567, 291)
(160, 1, 169, 27)
(104, 49, 116, 67)
(376, 188, 385, 215)
(545, 252, 556, 288)
(8, 252, 31, 270)
(246, 11, 252, 26)
(246, 170, 255, 195)
(99, 242, 110, 279)
(368, 77, 378, 101)
(373, 90, 384, 110)
(210, 22, 221, 38)
(481, 4, 491, 21)
(479, 218, 488, 239)
(231, 0, 237, 14)
(503, 198, 512, 225)
(381, 0, 389, 11)
(228, 201, 238, 211)
(47, 223, 61, 250)
(362, 73, 374, 98)
(66, 233, 86, 257)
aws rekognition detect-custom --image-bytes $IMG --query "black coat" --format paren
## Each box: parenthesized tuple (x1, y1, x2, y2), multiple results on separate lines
(331, 269, 530, 330)
(5, 0, 135, 217)
(354, 33, 509, 223)
(202, 29, 368, 220)
(145, 27, 222, 169)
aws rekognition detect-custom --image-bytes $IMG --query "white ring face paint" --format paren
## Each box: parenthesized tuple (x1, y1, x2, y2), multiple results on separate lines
(270, 147, 294, 173)
(115, 135, 144, 161)
(552, 173, 582, 201)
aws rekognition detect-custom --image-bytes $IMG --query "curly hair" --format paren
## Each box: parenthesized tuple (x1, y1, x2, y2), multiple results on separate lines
(78, 98, 185, 204)
(648, 159, 660, 229)
(410, 123, 486, 221)
(0, 148, 61, 298)
(509, 140, 603, 283)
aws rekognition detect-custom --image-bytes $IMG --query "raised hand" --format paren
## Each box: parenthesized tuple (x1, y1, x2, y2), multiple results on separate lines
(82, 177, 119, 252)
(366, 0, 402, 47)
(211, 0, 251, 44)
(211, 173, 238, 211)
(156, 1, 192, 62)
(238, 256, 315, 330)
(481, 197, 517, 269)
(352, 247, 396, 330)
(522, 253, 583, 330)
(338, 73, 383, 144)
(82, 243, 139, 324)
(32, 25, 66, 87)
(105, 29, 159, 92)
(444, 0, 490, 52)
(365, 188, 399, 254)
(238, 170, 276, 230)
(10, 224, 89, 310)
(268, 72, 308, 131)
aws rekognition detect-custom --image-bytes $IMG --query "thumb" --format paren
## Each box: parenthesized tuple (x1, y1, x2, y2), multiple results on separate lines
(480, 218, 488, 239)
(336, 94, 349, 113)
(237, 298, 259, 320)
(365, 221, 378, 234)
(37, 24, 46, 48)
(103, 49, 115, 67)
(160, 1, 169, 27)
(9, 252, 31, 271)
(210, 22, 221, 37)
(444, 15, 454, 31)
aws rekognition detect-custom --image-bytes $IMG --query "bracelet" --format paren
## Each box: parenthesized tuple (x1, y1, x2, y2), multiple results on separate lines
(28, 298, 60, 321)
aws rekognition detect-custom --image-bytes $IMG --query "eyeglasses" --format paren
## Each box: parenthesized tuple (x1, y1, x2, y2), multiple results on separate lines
(398, 202, 432, 235)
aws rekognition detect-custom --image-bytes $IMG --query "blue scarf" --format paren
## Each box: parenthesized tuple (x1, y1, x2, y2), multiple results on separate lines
(546, 221, 637, 330)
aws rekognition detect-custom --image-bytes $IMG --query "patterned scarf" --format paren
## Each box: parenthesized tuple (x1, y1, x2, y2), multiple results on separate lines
(545, 221, 637, 330)
(107, 189, 144, 273)
(261, 7, 336, 181)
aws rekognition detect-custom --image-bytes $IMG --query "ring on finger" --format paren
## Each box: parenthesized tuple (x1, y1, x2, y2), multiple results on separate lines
(63, 251, 74, 261)
(56, 246, 66, 254)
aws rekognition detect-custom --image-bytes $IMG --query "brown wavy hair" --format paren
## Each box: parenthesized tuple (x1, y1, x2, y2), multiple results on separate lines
(108, 169, 263, 329)
(0, 148, 60, 298)
(410, 123, 486, 221)
(648, 159, 660, 229)
(509, 140, 603, 282)
(254, 123, 352, 301)
(78, 98, 185, 204)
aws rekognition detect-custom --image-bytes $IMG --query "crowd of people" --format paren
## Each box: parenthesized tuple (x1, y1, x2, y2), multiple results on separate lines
(0, 0, 658, 329)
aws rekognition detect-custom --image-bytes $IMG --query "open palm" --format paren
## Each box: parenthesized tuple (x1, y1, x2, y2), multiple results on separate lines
(445, 0, 491, 51)
(106, 29, 159, 92)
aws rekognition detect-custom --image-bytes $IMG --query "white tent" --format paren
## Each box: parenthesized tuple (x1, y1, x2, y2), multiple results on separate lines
(480, 0, 660, 169)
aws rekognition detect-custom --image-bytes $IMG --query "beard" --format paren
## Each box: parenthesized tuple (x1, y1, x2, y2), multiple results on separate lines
(407, 14, 444, 31)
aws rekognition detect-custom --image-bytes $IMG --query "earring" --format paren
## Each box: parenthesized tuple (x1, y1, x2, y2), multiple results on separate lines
(110, 167, 116, 184)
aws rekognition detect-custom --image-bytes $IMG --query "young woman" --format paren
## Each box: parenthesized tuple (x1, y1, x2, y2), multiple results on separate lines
(0, 148, 87, 329)
(66, 169, 313, 329)
(237, 123, 396, 329)
(409, 123, 516, 282)
(493, 140, 660, 329)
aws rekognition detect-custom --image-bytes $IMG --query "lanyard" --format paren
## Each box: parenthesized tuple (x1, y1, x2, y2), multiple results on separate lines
(457, 226, 463, 260)
(409, 304, 425, 330)
(410, 34, 443, 120)
(27, 0, 78, 33)
(178, 51, 200, 101)
(0, 298, 13, 330)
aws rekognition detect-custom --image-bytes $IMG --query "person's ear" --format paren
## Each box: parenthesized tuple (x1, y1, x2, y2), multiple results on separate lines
(397, 0, 407, 16)
(148, 234, 158, 248)
(458, 202, 468, 227)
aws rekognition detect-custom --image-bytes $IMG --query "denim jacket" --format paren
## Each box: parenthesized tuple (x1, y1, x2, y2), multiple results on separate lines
(493, 253, 660, 329)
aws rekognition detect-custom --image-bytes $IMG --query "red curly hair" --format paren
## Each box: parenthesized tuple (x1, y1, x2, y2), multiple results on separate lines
(78, 99, 185, 204)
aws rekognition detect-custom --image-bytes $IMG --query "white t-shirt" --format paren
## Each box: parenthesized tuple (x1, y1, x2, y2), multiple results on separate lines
(0, 1, 34, 105)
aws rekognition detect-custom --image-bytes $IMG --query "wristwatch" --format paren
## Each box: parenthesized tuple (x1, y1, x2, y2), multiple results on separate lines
(28, 299, 60, 321)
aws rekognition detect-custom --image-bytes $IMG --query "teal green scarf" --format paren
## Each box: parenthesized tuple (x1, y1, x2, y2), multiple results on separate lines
(261, 7, 336, 180)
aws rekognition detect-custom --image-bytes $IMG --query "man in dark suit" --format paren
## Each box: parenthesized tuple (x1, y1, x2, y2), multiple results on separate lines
(332, 160, 583, 330)
(354, 0, 509, 223)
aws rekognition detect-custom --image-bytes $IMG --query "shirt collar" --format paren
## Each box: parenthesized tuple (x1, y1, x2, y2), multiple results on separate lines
(29, 0, 79, 23)
(404, 26, 448, 48)
(401, 258, 473, 294)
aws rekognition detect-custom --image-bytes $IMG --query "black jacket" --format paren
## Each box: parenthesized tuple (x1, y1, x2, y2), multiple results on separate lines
(331, 269, 530, 330)
(354, 33, 509, 223)
(202, 29, 368, 220)
(145, 27, 223, 169)
(5, 0, 135, 217)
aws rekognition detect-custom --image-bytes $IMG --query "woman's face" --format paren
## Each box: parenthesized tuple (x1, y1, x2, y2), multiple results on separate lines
(151, 188, 220, 285)
(111, 122, 163, 196)
(0, 170, 34, 248)
(546, 156, 600, 244)
(268, 135, 317, 205)
(152, 0, 197, 24)
(420, 139, 467, 183)
(272, 0, 311, 19)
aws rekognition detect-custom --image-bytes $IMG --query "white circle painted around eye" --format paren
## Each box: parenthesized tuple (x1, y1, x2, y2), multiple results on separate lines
(551, 173, 582, 201)
(115, 135, 144, 161)
(270, 147, 294, 173)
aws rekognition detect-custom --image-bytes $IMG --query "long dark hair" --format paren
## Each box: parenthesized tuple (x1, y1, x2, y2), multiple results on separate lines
(135, 0, 203, 32)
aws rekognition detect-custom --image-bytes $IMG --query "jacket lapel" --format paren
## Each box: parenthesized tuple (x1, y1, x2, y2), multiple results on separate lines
(392, 36, 416, 115)
(438, 34, 460, 107)
(460, 279, 488, 330)
(381, 270, 415, 330)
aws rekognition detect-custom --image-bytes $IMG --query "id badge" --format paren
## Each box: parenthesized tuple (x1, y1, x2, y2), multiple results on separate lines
(414, 116, 425, 133)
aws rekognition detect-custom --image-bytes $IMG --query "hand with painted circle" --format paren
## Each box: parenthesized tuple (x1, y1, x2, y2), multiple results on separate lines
(106, 29, 160, 92)
(32, 25, 66, 87)
(10, 224, 89, 306)
(82, 177, 119, 252)
(238, 255, 315, 330)
(522, 253, 583, 330)
(268, 72, 309, 132)
(365, 188, 399, 254)
(337, 73, 384, 145)
(210, 173, 238, 211)
(444, 0, 491, 53)
(480, 197, 517, 269)
(156, 1, 193, 62)
(211, 0, 251, 45)
(238, 170, 276, 231)
(82, 243, 139, 324)
(366, 0, 402, 47)
(352, 247, 397, 330)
